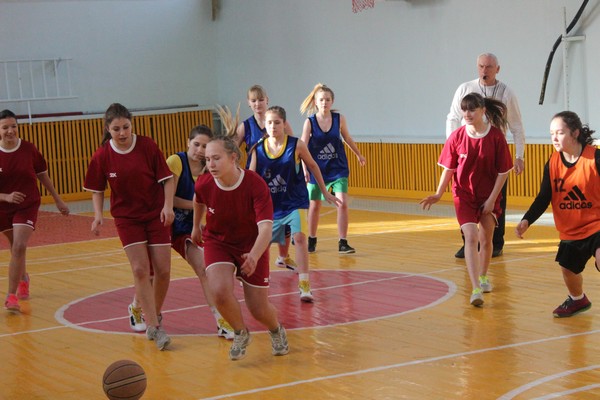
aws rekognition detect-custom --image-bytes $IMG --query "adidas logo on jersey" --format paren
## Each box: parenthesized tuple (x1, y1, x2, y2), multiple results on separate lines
(317, 143, 339, 160)
(268, 175, 287, 194)
(560, 185, 592, 209)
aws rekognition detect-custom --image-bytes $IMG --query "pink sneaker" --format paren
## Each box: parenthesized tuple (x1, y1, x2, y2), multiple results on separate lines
(16, 274, 29, 300)
(5, 294, 20, 312)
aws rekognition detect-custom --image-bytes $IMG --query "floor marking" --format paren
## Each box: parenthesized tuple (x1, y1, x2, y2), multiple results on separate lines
(198, 330, 600, 400)
(498, 364, 600, 399)
(54, 271, 455, 335)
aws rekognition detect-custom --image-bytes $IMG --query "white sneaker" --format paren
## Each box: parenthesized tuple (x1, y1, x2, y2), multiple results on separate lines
(470, 289, 484, 307)
(275, 255, 297, 271)
(479, 275, 493, 293)
(128, 303, 147, 332)
(217, 318, 235, 340)
(269, 325, 289, 356)
(146, 326, 171, 350)
(299, 280, 314, 303)
(229, 329, 251, 360)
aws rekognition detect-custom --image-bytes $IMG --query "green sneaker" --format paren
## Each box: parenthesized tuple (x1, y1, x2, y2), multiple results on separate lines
(479, 275, 492, 293)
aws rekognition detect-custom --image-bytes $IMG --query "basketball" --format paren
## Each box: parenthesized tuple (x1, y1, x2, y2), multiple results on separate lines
(102, 360, 147, 400)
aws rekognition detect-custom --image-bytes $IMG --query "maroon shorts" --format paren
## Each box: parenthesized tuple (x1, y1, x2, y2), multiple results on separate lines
(0, 201, 40, 232)
(171, 233, 203, 259)
(114, 217, 171, 248)
(453, 195, 501, 228)
(203, 239, 270, 287)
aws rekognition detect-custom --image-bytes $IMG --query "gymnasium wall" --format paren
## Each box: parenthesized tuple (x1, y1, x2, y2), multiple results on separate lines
(23, 109, 214, 202)
(29, 112, 550, 207)
(2, 1, 599, 143)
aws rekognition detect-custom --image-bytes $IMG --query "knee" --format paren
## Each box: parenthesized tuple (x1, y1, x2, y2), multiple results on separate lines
(11, 241, 27, 257)
(339, 201, 349, 212)
(131, 264, 151, 281)
(153, 266, 171, 282)
(293, 232, 306, 246)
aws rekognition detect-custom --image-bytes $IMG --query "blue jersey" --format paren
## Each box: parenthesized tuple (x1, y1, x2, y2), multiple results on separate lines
(243, 116, 266, 168)
(172, 152, 195, 236)
(307, 112, 349, 183)
(254, 136, 309, 219)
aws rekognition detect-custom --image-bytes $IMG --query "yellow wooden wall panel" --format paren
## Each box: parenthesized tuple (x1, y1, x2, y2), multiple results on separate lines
(23, 111, 559, 206)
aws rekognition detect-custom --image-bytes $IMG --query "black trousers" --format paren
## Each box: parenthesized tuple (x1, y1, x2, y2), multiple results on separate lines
(493, 180, 508, 250)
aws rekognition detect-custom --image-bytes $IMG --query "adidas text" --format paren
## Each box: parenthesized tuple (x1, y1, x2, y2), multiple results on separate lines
(559, 201, 593, 210)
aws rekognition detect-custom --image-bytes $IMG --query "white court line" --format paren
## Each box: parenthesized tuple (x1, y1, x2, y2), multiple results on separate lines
(532, 383, 600, 399)
(498, 364, 600, 399)
(52, 271, 456, 337)
(198, 330, 600, 400)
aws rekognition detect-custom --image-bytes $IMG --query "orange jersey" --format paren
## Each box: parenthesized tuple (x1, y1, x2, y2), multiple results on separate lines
(550, 145, 600, 240)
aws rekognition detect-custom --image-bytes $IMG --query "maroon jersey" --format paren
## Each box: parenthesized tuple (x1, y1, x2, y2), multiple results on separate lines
(84, 135, 172, 221)
(0, 139, 47, 212)
(195, 169, 273, 252)
(440, 125, 513, 204)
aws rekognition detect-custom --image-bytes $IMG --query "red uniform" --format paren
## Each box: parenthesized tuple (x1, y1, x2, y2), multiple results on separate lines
(195, 169, 273, 287)
(84, 135, 173, 246)
(440, 125, 513, 225)
(0, 139, 47, 231)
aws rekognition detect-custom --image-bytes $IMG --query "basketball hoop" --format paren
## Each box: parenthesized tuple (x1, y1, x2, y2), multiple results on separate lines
(352, 0, 375, 13)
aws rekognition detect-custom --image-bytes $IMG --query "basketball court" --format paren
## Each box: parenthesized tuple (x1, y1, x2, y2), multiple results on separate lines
(2, 197, 600, 399)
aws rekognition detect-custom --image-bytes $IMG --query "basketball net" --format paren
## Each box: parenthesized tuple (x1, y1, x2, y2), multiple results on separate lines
(352, 0, 375, 13)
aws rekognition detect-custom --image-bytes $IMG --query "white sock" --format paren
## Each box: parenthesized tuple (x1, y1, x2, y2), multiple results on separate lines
(210, 306, 223, 321)
(132, 298, 139, 308)
(570, 293, 584, 301)
(299, 273, 309, 282)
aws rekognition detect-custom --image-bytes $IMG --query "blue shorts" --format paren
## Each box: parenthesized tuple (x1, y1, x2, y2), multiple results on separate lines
(271, 209, 305, 245)
(307, 177, 348, 201)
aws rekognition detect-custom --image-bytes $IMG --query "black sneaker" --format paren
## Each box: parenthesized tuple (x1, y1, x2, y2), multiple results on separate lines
(308, 237, 317, 253)
(553, 295, 592, 318)
(454, 246, 465, 259)
(338, 239, 355, 254)
(492, 248, 503, 258)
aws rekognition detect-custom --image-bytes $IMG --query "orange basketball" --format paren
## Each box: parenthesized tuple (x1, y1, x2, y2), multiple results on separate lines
(102, 359, 147, 400)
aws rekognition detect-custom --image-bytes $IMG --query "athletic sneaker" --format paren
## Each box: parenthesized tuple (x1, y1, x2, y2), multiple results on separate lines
(16, 273, 29, 300)
(229, 329, 251, 360)
(217, 318, 235, 340)
(308, 237, 317, 253)
(479, 275, 493, 293)
(146, 326, 171, 350)
(275, 255, 297, 271)
(4, 294, 20, 312)
(338, 239, 355, 254)
(269, 325, 289, 356)
(470, 288, 484, 307)
(298, 280, 314, 303)
(455, 246, 465, 259)
(553, 295, 592, 318)
(128, 303, 147, 332)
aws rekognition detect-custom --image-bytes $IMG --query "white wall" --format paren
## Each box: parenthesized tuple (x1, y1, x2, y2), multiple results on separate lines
(2, 0, 599, 143)
(213, 0, 600, 143)
(0, 0, 217, 115)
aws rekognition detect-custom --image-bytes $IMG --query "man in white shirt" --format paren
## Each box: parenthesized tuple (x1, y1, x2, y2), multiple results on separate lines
(446, 53, 525, 258)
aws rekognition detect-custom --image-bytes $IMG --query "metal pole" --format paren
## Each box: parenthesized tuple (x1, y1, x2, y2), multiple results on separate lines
(562, 7, 569, 110)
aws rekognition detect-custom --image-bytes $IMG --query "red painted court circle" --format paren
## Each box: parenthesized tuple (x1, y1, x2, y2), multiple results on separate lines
(56, 270, 454, 335)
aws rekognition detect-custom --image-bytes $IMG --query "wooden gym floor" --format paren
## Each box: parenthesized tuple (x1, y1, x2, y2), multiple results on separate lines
(2, 196, 600, 399)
